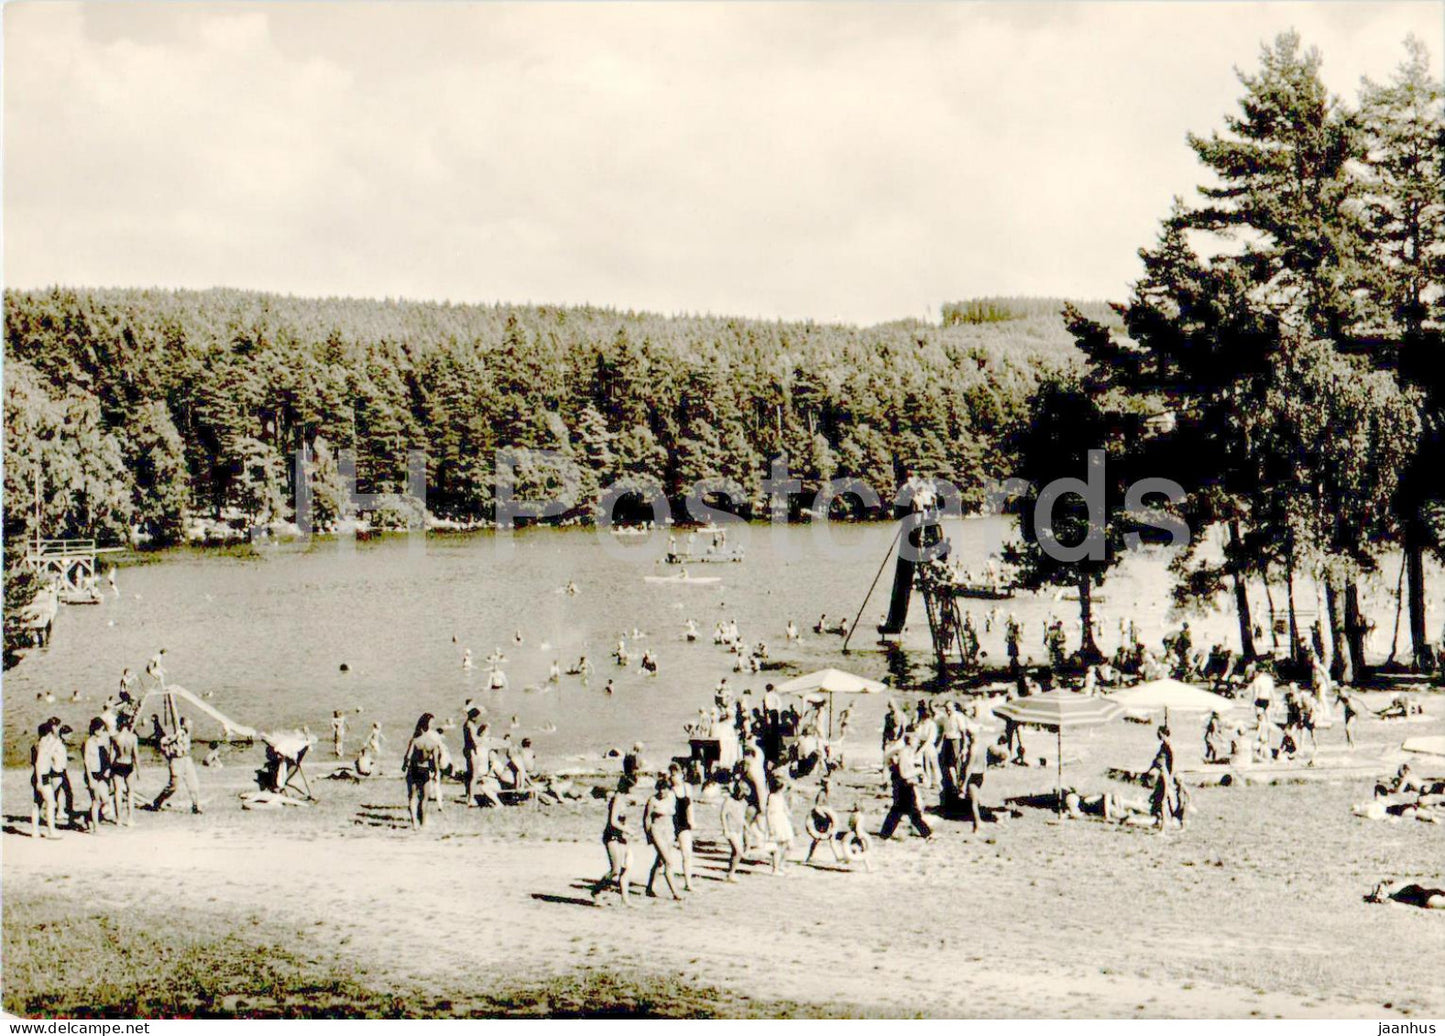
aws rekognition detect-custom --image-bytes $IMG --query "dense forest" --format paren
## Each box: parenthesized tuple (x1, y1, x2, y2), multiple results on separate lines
(3, 289, 1096, 549)
(1002, 32, 1445, 677)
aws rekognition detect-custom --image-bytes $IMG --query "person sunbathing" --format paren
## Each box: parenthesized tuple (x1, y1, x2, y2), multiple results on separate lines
(1365, 881, 1445, 909)
(1375, 764, 1425, 798)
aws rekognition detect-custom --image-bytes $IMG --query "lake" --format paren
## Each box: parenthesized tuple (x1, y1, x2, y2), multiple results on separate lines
(5, 517, 1437, 768)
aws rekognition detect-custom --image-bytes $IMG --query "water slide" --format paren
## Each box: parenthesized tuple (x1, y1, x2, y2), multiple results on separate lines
(135, 684, 259, 740)
(878, 550, 916, 636)
(876, 515, 948, 636)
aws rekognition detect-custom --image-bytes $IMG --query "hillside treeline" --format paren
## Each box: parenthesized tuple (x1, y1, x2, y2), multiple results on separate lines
(3, 290, 1076, 547)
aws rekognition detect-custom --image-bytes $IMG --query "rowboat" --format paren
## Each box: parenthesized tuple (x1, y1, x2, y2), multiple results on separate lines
(664, 550, 744, 564)
(949, 584, 1016, 600)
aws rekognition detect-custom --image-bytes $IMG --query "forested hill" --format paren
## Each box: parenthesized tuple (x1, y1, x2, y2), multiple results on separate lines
(3, 286, 1096, 545)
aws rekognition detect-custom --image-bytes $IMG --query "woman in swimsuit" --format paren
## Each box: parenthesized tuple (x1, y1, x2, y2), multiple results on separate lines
(668, 763, 696, 892)
(591, 776, 636, 905)
(644, 777, 683, 900)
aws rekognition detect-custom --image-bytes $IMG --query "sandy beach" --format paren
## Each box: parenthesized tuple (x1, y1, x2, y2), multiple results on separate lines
(5, 716, 1442, 1019)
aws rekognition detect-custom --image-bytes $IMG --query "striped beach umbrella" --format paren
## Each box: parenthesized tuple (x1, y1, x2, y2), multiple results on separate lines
(993, 690, 1123, 814)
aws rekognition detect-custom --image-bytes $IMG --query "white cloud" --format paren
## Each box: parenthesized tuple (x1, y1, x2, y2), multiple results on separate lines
(5, 1, 1442, 324)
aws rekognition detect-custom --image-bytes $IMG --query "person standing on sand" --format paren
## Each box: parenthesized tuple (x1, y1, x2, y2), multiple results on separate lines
(720, 781, 749, 883)
(30, 719, 64, 839)
(149, 716, 202, 815)
(461, 707, 488, 806)
(765, 775, 795, 873)
(109, 714, 140, 827)
(1338, 690, 1358, 749)
(740, 745, 769, 819)
(668, 763, 696, 892)
(643, 777, 683, 900)
(331, 710, 347, 758)
(880, 728, 933, 841)
(960, 709, 989, 834)
(591, 776, 636, 906)
(401, 713, 450, 829)
(938, 702, 964, 804)
(82, 717, 114, 833)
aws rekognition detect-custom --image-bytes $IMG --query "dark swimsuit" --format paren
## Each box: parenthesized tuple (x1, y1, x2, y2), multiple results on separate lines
(604, 806, 629, 845)
(673, 790, 693, 837)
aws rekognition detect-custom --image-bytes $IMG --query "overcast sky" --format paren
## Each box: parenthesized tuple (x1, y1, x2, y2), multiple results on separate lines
(5, 2, 1442, 325)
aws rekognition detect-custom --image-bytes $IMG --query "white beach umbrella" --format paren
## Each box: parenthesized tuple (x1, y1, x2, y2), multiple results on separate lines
(774, 668, 887, 738)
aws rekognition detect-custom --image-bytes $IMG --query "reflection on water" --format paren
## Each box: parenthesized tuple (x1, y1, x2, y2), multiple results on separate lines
(5, 518, 1436, 767)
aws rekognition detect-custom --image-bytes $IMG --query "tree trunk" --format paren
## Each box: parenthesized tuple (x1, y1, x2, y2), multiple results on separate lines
(1344, 581, 1369, 683)
(1286, 554, 1301, 666)
(1405, 529, 1428, 672)
(1077, 573, 1102, 662)
(1263, 578, 1280, 654)
(1228, 520, 1255, 659)
(1324, 577, 1353, 685)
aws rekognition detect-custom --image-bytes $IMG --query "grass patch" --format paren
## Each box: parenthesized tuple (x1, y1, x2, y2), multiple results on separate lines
(3, 896, 864, 1019)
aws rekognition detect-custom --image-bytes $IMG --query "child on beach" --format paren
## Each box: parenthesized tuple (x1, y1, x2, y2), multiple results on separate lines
(720, 781, 749, 882)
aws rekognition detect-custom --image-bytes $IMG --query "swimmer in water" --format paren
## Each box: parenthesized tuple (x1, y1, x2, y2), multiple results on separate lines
(786, 619, 799, 641)
(548, 660, 561, 683)
(462, 649, 474, 670)
(604, 678, 616, 695)
(513, 629, 524, 645)
(684, 619, 699, 641)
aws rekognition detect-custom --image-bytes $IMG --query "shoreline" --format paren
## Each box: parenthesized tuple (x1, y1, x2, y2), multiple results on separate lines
(5, 747, 1443, 1018)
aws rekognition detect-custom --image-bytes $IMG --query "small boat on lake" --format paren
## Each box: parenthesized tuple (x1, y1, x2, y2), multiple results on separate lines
(949, 584, 1016, 600)
(664, 550, 744, 565)
(645, 573, 721, 585)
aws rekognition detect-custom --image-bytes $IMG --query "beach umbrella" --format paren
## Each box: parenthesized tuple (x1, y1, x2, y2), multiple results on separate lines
(774, 668, 887, 737)
(992, 690, 1123, 814)
(1105, 678, 1236, 725)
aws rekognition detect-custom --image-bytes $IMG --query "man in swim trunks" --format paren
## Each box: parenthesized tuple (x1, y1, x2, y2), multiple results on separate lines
(30, 720, 65, 838)
(109, 714, 140, 827)
(401, 713, 450, 829)
(960, 711, 989, 833)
